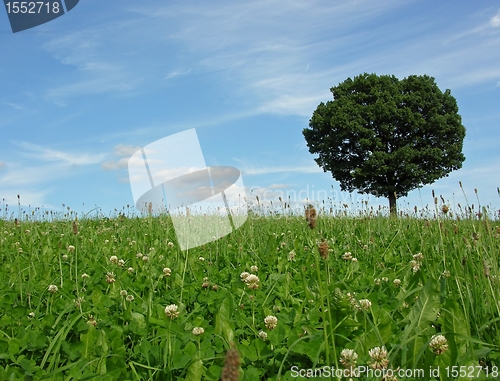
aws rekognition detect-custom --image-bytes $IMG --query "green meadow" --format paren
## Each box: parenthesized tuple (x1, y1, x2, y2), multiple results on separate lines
(0, 199, 499, 380)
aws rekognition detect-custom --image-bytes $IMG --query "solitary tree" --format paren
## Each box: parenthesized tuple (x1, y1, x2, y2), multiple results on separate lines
(303, 73, 466, 216)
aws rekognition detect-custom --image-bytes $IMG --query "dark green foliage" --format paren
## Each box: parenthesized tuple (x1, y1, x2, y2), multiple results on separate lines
(303, 73, 466, 215)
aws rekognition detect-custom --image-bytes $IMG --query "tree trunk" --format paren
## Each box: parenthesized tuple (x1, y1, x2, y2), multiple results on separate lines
(388, 192, 397, 217)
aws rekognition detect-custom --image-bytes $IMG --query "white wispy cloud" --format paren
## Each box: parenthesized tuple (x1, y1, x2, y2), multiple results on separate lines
(2, 102, 25, 111)
(115, 144, 141, 157)
(164, 69, 191, 80)
(243, 165, 323, 175)
(40, 0, 500, 118)
(2, 158, 78, 185)
(491, 9, 500, 27)
(15, 142, 106, 166)
(102, 158, 129, 171)
(0, 188, 54, 209)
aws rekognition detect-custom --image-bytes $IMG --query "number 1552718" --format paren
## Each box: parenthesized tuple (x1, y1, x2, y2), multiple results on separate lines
(5, 2, 61, 14)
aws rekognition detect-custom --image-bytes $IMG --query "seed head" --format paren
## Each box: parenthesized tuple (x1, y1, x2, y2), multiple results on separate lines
(318, 239, 329, 260)
(305, 205, 317, 229)
(221, 345, 240, 381)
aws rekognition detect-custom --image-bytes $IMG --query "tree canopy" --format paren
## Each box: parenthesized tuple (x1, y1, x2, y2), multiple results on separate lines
(303, 73, 466, 216)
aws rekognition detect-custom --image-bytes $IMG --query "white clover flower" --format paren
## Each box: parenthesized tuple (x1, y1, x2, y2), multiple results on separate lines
(340, 348, 358, 368)
(199, 256, 205, 261)
(258, 331, 268, 341)
(409, 260, 421, 272)
(142, 255, 149, 262)
(264, 315, 278, 330)
(288, 250, 296, 260)
(245, 274, 260, 290)
(165, 304, 179, 319)
(393, 279, 402, 287)
(120, 290, 128, 297)
(110, 255, 118, 264)
(28, 312, 35, 319)
(67, 245, 75, 252)
(192, 327, 204, 336)
(136, 252, 143, 259)
(413, 252, 424, 262)
(250, 265, 258, 273)
(81, 273, 90, 279)
(342, 252, 353, 261)
(351, 257, 358, 262)
(126, 295, 134, 302)
(62, 254, 68, 260)
(48, 284, 58, 293)
(163, 267, 172, 276)
(167, 242, 174, 248)
(127, 267, 134, 274)
(118, 259, 125, 267)
(382, 277, 389, 282)
(106, 272, 116, 283)
(374, 278, 381, 285)
(240, 272, 250, 281)
(368, 346, 389, 369)
(358, 299, 372, 310)
(429, 334, 448, 355)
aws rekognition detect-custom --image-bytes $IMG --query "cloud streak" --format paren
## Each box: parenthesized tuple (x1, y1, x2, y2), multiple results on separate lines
(15, 142, 106, 166)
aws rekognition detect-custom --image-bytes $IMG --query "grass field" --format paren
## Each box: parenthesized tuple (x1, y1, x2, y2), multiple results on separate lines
(0, 199, 499, 380)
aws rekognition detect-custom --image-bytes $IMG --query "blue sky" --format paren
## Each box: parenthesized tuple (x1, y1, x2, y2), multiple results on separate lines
(1, 0, 499, 218)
